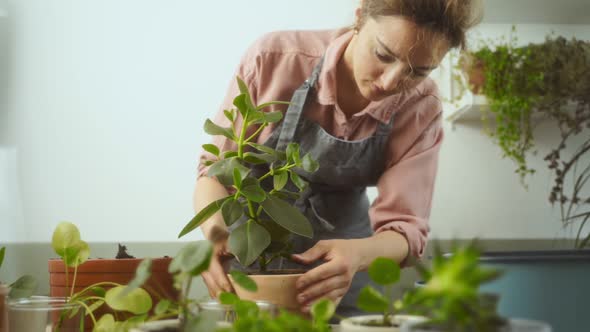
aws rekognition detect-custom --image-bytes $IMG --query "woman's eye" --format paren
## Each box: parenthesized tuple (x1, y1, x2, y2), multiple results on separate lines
(374, 49, 393, 62)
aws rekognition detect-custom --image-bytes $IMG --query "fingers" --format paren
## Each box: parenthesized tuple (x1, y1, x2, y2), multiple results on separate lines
(301, 287, 346, 313)
(292, 240, 330, 265)
(202, 254, 233, 298)
(297, 274, 349, 307)
(296, 258, 350, 291)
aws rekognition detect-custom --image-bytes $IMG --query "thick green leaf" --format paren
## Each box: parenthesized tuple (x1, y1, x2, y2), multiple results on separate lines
(241, 180, 266, 203)
(263, 111, 283, 123)
(219, 291, 240, 305)
(290, 171, 308, 191)
(261, 218, 290, 242)
(247, 142, 277, 155)
(224, 109, 235, 122)
(154, 300, 171, 315)
(229, 271, 258, 292)
(233, 168, 243, 189)
(233, 93, 249, 116)
(208, 157, 250, 186)
(52, 221, 82, 257)
(223, 151, 239, 159)
(85, 300, 105, 316)
(105, 286, 152, 315)
(236, 77, 255, 111)
(311, 299, 335, 322)
(273, 172, 288, 191)
(302, 153, 319, 173)
(228, 220, 271, 266)
(178, 197, 229, 238)
(204, 119, 234, 140)
(118, 259, 152, 298)
(261, 196, 313, 238)
(221, 199, 244, 226)
(168, 241, 213, 276)
(357, 286, 389, 313)
(70, 240, 90, 267)
(368, 257, 400, 286)
(90, 286, 106, 297)
(0, 246, 5, 269)
(286, 143, 301, 165)
(8, 275, 37, 299)
(202, 144, 220, 157)
(255, 101, 291, 112)
(243, 152, 276, 164)
(93, 314, 115, 332)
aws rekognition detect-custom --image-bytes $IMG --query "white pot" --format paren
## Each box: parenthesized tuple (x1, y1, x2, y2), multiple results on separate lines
(340, 315, 425, 332)
(130, 319, 232, 332)
(400, 318, 552, 332)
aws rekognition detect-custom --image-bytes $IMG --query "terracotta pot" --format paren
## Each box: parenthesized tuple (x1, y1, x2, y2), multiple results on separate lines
(228, 272, 303, 312)
(0, 284, 8, 332)
(459, 52, 486, 94)
(49, 257, 178, 331)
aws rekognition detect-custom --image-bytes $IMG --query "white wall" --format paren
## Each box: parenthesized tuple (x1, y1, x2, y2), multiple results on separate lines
(1, 1, 588, 243)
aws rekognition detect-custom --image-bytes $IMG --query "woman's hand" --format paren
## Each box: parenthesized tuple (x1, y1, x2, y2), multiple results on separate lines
(291, 239, 366, 313)
(201, 240, 234, 298)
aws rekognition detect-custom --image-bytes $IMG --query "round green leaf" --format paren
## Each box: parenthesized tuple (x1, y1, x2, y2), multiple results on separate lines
(118, 259, 152, 298)
(204, 119, 234, 140)
(302, 153, 319, 173)
(241, 181, 266, 203)
(261, 196, 313, 238)
(154, 300, 171, 316)
(52, 221, 82, 257)
(311, 299, 335, 322)
(202, 144, 220, 157)
(221, 199, 244, 226)
(357, 286, 389, 313)
(273, 172, 288, 191)
(93, 314, 115, 332)
(219, 291, 240, 305)
(105, 286, 152, 315)
(169, 241, 213, 276)
(228, 220, 271, 267)
(289, 171, 308, 191)
(229, 271, 258, 292)
(368, 257, 401, 286)
(8, 275, 37, 299)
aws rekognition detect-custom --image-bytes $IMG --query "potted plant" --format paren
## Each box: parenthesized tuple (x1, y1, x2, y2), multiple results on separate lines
(0, 245, 37, 332)
(455, 31, 590, 332)
(178, 77, 319, 311)
(10, 221, 156, 331)
(398, 243, 551, 332)
(339, 257, 423, 332)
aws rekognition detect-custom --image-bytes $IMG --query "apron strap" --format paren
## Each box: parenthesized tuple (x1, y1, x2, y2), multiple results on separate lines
(276, 56, 324, 151)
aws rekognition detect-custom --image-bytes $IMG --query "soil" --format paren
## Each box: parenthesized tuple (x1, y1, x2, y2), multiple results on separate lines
(116, 243, 136, 259)
(355, 319, 399, 327)
(246, 269, 306, 275)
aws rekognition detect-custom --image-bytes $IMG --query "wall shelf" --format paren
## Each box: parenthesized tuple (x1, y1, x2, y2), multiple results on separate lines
(446, 94, 489, 125)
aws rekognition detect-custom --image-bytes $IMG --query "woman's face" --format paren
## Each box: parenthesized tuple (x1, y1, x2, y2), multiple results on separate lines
(347, 16, 450, 101)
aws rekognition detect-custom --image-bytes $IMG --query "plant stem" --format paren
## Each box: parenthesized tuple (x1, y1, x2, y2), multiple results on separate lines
(70, 264, 79, 298)
(245, 123, 267, 143)
(237, 112, 249, 158)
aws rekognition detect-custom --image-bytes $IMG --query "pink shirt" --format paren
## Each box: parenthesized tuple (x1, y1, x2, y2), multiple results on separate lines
(198, 28, 443, 260)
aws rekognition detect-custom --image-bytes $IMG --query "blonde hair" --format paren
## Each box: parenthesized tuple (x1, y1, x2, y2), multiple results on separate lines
(357, 0, 483, 50)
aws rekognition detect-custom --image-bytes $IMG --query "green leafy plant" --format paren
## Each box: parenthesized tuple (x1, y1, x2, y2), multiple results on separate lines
(51, 222, 153, 331)
(355, 257, 402, 326)
(117, 240, 219, 331)
(399, 243, 505, 332)
(216, 273, 335, 332)
(0, 246, 38, 299)
(458, 30, 590, 247)
(178, 76, 319, 271)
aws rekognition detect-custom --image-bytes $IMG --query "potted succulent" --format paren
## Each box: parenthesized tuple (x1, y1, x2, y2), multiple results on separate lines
(178, 77, 319, 311)
(338, 257, 423, 332)
(398, 243, 551, 332)
(12, 221, 156, 331)
(455, 30, 590, 332)
(0, 245, 37, 332)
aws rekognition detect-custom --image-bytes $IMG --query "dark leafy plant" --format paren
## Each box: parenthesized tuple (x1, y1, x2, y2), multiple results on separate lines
(399, 243, 505, 332)
(0, 246, 38, 299)
(178, 76, 319, 271)
(355, 257, 401, 326)
(51, 222, 153, 331)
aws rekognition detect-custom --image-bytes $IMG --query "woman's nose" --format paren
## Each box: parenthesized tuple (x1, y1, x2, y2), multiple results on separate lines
(379, 64, 407, 92)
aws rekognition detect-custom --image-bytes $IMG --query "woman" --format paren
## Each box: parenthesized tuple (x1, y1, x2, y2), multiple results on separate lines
(195, 0, 482, 317)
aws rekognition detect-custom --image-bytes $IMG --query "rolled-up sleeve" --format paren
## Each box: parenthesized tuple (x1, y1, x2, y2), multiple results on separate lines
(369, 95, 444, 262)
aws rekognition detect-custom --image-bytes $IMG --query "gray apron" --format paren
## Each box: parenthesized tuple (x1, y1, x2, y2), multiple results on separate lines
(233, 57, 395, 317)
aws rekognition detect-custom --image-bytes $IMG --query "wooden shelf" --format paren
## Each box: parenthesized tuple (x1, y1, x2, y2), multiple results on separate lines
(446, 94, 489, 125)
(482, 0, 590, 24)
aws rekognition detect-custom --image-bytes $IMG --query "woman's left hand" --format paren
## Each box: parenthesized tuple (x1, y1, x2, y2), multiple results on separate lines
(291, 239, 365, 313)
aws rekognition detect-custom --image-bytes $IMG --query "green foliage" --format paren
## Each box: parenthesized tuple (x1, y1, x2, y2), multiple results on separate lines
(460, 30, 589, 180)
(179, 76, 319, 271)
(356, 257, 402, 326)
(229, 271, 258, 292)
(400, 243, 506, 332)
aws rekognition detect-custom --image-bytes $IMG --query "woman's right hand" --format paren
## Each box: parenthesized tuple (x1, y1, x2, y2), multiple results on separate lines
(201, 239, 234, 298)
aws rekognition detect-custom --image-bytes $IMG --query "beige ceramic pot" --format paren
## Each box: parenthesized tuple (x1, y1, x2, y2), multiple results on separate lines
(228, 272, 302, 311)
